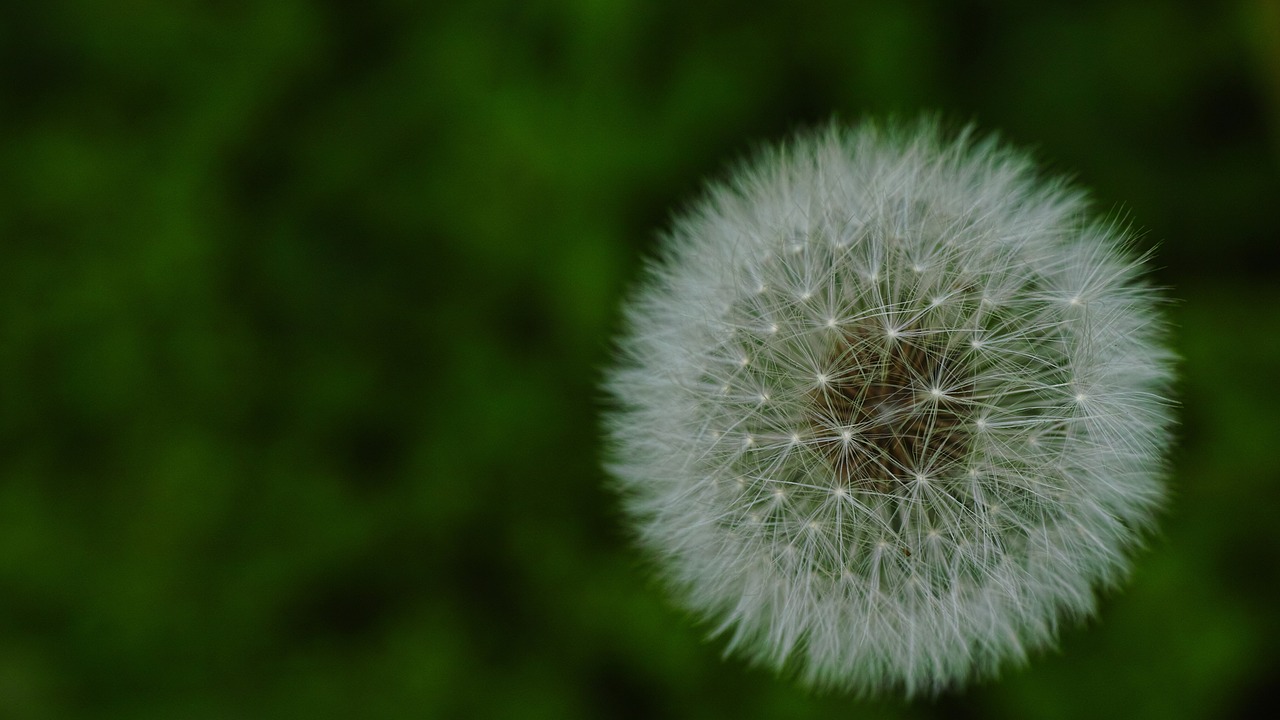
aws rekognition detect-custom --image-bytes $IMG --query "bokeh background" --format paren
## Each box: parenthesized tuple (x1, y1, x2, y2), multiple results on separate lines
(1, 1, 1278, 718)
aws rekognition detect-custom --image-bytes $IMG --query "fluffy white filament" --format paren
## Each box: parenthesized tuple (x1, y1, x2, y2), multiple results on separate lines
(603, 119, 1174, 696)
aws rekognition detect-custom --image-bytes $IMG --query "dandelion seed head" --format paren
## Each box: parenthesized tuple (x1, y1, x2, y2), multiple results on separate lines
(603, 118, 1175, 697)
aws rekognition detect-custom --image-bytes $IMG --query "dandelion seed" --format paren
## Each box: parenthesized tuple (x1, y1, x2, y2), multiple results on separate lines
(603, 118, 1175, 697)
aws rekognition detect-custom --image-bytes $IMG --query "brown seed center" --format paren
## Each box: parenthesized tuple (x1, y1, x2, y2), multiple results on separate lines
(811, 322, 974, 493)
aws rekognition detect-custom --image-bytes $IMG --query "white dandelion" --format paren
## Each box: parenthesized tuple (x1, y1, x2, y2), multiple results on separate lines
(603, 118, 1175, 696)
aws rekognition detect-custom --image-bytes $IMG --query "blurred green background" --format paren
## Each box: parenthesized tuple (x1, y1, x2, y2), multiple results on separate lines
(1, 1, 1278, 718)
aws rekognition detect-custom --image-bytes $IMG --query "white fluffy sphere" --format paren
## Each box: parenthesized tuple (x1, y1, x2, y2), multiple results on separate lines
(603, 119, 1175, 696)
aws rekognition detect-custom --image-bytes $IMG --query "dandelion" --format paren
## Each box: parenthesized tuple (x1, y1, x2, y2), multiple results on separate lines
(603, 118, 1175, 696)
